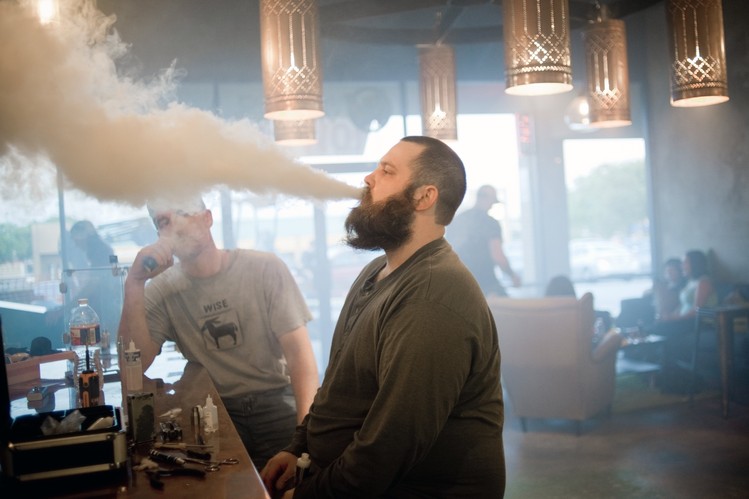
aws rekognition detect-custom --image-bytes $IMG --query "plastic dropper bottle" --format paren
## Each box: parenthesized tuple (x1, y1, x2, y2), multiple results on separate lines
(124, 340, 143, 393)
(203, 394, 219, 433)
(296, 452, 311, 486)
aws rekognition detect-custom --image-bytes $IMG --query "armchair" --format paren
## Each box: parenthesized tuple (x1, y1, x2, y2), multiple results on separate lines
(488, 292, 620, 433)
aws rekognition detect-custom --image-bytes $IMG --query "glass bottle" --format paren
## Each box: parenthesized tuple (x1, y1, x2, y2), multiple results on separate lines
(68, 298, 102, 384)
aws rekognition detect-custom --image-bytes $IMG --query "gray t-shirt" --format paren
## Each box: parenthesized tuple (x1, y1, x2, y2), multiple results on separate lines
(144, 249, 312, 398)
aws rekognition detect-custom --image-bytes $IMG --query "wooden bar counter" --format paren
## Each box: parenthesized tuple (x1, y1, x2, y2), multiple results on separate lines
(2, 348, 271, 498)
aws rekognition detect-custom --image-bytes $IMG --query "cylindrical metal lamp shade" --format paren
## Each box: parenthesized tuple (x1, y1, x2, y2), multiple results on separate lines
(419, 44, 458, 141)
(666, 0, 729, 107)
(503, 0, 573, 96)
(584, 18, 631, 128)
(273, 119, 317, 146)
(260, 0, 324, 120)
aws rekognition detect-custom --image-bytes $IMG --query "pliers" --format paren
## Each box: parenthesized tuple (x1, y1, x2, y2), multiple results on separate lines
(146, 466, 206, 490)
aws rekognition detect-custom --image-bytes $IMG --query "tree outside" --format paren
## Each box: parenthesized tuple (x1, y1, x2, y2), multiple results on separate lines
(567, 160, 647, 240)
(0, 223, 32, 264)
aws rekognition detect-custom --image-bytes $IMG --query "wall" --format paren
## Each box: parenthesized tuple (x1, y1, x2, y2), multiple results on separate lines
(642, 0, 749, 283)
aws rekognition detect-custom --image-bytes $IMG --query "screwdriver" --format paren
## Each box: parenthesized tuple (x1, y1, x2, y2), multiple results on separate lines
(154, 442, 213, 450)
(148, 449, 186, 466)
(153, 443, 213, 460)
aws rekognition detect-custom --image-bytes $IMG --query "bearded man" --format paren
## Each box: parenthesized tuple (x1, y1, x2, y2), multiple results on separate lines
(261, 136, 506, 498)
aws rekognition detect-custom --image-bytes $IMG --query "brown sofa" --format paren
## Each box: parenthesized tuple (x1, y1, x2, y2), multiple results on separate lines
(488, 293, 621, 434)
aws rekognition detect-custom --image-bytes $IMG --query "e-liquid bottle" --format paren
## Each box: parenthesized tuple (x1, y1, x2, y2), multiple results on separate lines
(124, 340, 143, 393)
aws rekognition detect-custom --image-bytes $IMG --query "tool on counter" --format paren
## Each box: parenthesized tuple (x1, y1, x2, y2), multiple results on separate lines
(185, 449, 212, 461)
(159, 408, 183, 419)
(159, 420, 183, 442)
(148, 449, 186, 467)
(154, 442, 213, 451)
(183, 456, 240, 472)
(146, 467, 206, 490)
(153, 442, 214, 461)
(149, 448, 239, 472)
(192, 404, 203, 444)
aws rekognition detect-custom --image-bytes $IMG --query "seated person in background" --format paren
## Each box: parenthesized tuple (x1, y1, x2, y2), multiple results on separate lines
(544, 274, 619, 356)
(620, 257, 685, 332)
(652, 249, 717, 392)
(651, 257, 687, 320)
(545, 274, 577, 297)
(658, 250, 717, 322)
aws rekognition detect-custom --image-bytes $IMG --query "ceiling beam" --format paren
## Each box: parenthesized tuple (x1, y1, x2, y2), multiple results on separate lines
(320, 0, 447, 24)
(321, 25, 503, 45)
(321, 0, 663, 45)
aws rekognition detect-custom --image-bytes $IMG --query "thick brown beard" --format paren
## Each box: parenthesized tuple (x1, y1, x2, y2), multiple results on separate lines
(344, 185, 417, 251)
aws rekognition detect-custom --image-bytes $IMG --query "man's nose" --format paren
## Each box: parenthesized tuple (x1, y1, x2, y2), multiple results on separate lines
(364, 172, 374, 187)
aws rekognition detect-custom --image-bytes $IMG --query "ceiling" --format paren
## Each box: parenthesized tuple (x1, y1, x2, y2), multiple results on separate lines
(97, 0, 665, 84)
(320, 0, 663, 45)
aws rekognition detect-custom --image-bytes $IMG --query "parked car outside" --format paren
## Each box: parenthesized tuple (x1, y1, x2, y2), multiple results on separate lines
(570, 239, 641, 281)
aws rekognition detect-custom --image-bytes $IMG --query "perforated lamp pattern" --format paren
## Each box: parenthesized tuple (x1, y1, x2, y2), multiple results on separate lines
(584, 18, 631, 127)
(503, 0, 573, 95)
(666, 0, 729, 107)
(260, 0, 324, 120)
(419, 44, 458, 141)
(273, 118, 317, 146)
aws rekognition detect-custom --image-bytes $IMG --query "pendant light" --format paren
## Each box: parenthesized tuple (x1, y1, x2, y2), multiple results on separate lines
(503, 0, 573, 96)
(666, 0, 729, 107)
(259, 0, 324, 120)
(584, 8, 631, 128)
(273, 119, 317, 146)
(419, 44, 458, 141)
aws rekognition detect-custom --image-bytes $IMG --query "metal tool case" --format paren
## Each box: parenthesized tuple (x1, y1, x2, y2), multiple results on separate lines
(1, 317, 127, 482)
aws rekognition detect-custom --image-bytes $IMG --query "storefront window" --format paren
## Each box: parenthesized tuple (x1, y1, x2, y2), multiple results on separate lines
(563, 138, 652, 315)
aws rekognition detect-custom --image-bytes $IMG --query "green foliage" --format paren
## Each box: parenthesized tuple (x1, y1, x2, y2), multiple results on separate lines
(0, 224, 32, 264)
(568, 161, 647, 239)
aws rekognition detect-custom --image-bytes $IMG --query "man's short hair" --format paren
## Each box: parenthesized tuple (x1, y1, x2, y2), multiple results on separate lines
(401, 136, 466, 225)
(146, 195, 206, 227)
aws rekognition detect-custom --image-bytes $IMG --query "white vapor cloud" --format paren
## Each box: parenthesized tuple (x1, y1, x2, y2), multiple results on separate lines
(0, 0, 360, 210)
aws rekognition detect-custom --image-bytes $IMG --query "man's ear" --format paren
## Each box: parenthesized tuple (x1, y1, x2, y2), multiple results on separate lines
(413, 185, 438, 212)
(200, 209, 214, 228)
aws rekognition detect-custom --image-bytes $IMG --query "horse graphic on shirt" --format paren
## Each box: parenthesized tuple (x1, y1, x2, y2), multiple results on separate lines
(201, 317, 238, 349)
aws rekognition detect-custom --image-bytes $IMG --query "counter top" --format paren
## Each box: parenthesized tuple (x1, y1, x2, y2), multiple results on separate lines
(3, 348, 271, 498)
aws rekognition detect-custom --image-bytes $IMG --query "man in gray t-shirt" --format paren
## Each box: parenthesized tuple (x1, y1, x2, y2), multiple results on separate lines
(118, 197, 319, 469)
